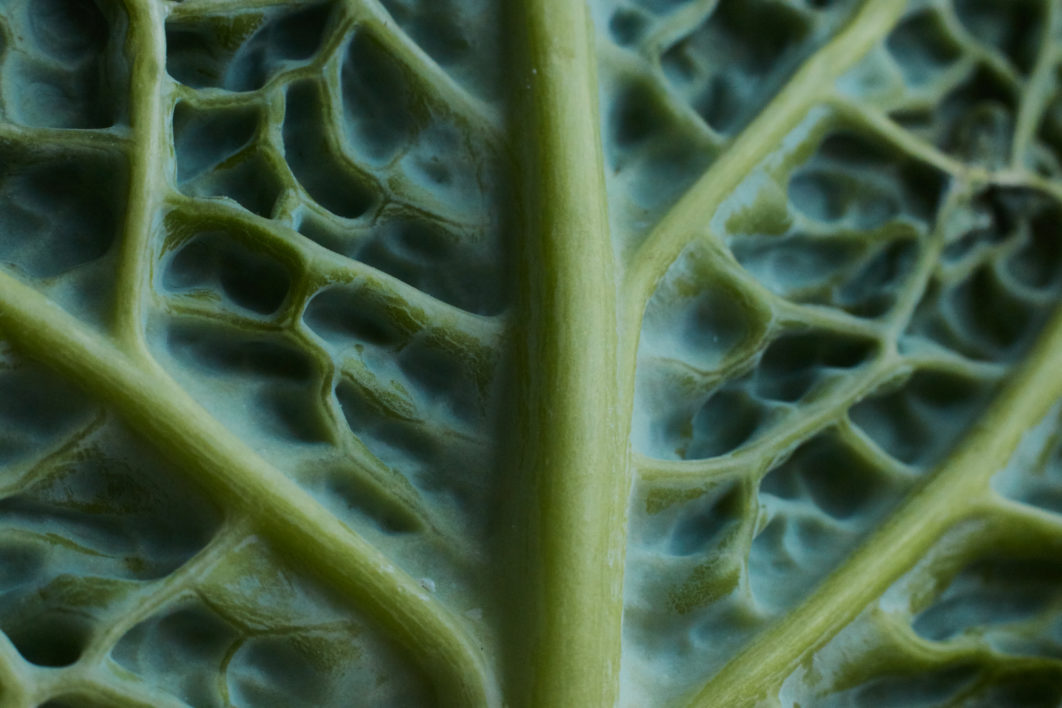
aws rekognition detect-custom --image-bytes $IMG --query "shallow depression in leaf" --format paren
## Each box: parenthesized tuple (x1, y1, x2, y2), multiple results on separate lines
(666, 482, 745, 556)
(759, 431, 895, 521)
(954, 0, 1042, 74)
(885, 9, 963, 86)
(0, 417, 223, 578)
(352, 217, 506, 315)
(171, 101, 283, 216)
(163, 230, 292, 316)
(908, 187, 1062, 363)
(603, 76, 716, 241)
(688, 388, 765, 458)
(0, 147, 125, 279)
(304, 285, 407, 348)
(0, 0, 127, 128)
(378, 0, 504, 100)
(849, 371, 993, 468)
(341, 31, 417, 165)
(173, 102, 258, 183)
(160, 321, 332, 446)
(284, 79, 376, 219)
(316, 466, 422, 535)
(5, 609, 91, 667)
(39, 697, 113, 708)
(913, 557, 1062, 644)
(165, 3, 332, 91)
(4, 0, 1062, 705)
(0, 366, 94, 465)
(114, 601, 243, 707)
(755, 330, 875, 403)
(658, 0, 812, 134)
(841, 665, 981, 708)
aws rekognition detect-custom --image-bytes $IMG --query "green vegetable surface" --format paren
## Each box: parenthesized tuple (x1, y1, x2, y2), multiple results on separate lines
(0, 0, 1060, 705)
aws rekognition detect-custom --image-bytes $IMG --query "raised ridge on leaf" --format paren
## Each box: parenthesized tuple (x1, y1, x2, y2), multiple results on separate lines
(0, 0, 1060, 706)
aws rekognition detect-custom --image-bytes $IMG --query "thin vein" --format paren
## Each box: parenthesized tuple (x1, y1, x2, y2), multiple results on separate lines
(828, 95, 976, 177)
(50, 667, 190, 708)
(0, 410, 107, 498)
(0, 271, 497, 707)
(640, 0, 720, 60)
(164, 193, 502, 352)
(147, 299, 472, 547)
(882, 181, 964, 339)
(0, 122, 129, 151)
(347, 0, 504, 140)
(834, 416, 913, 480)
(981, 494, 1062, 542)
(688, 298, 1062, 706)
(934, 1, 1025, 90)
(166, 0, 310, 19)
(902, 348, 1008, 382)
(771, 298, 887, 342)
(81, 519, 252, 667)
(636, 355, 907, 484)
(113, 0, 170, 356)
(598, 41, 723, 148)
(626, 0, 909, 332)
(1011, 0, 1062, 167)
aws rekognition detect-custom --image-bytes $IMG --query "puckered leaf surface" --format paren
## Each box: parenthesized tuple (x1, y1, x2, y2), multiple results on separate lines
(0, 0, 1060, 706)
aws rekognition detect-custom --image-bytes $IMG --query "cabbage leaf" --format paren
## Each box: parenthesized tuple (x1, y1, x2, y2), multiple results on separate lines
(0, 0, 1061, 706)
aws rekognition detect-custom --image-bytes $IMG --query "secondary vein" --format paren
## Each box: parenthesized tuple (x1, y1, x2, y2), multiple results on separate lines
(0, 271, 498, 708)
(113, 0, 170, 356)
(624, 0, 909, 332)
(689, 298, 1062, 706)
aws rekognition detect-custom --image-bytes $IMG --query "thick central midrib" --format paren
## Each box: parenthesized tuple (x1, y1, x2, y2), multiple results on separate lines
(690, 303, 1062, 706)
(0, 273, 496, 707)
(501, 0, 627, 705)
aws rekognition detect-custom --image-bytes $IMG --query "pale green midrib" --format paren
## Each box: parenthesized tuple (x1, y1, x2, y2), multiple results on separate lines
(504, 0, 627, 705)
(114, 0, 167, 355)
(623, 0, 909, 326)
(0, 272, 497, 707)
(689, 303, 1062, 707)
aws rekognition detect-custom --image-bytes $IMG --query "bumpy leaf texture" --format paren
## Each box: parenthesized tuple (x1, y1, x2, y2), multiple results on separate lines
(0, 0, 1060, 706)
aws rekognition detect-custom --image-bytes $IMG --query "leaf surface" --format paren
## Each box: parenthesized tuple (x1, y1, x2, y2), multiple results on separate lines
(0, 0, 1060, 706)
